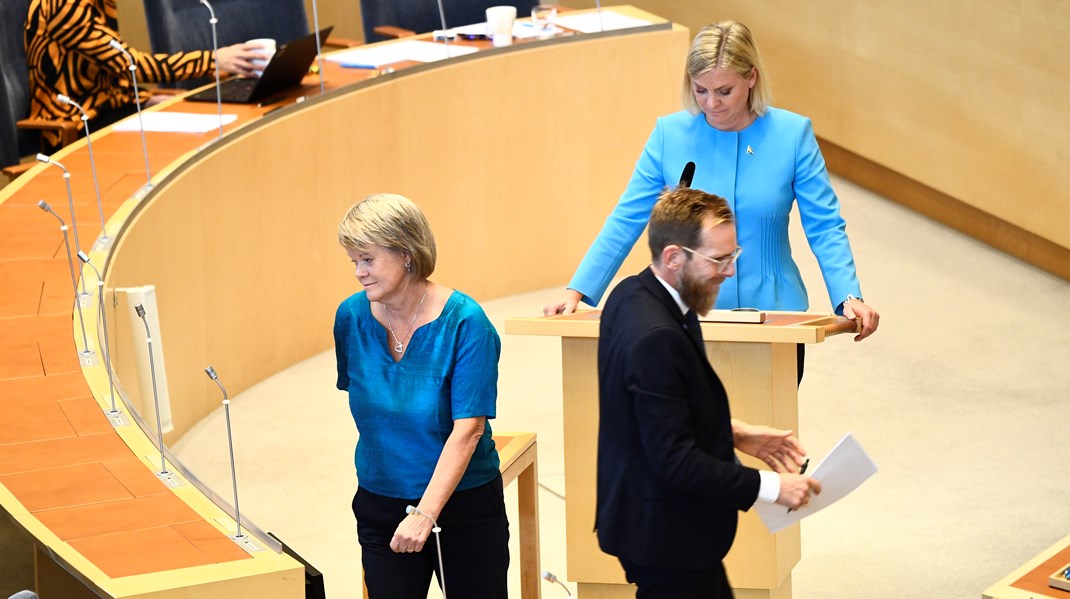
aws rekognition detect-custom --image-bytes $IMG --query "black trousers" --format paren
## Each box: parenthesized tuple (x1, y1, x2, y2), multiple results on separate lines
(797, 343, 806, 386)
(620, 558, 733, 599)
(353, 474, 509, 599)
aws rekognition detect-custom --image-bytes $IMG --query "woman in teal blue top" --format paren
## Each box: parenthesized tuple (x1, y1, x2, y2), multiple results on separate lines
(545, 21, 879, 345)
(334, 194, 508, 599)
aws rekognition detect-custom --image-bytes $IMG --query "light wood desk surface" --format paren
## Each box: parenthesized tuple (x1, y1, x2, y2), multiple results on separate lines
(983, 534, 1070, 599)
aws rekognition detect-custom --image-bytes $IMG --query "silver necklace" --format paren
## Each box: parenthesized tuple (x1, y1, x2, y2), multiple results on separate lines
(384, 281, 429, 353)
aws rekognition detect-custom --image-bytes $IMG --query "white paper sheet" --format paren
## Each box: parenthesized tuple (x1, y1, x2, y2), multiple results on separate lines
(552, 10, 658, 33)
(449, 21, 564, 40)
(325, 40, 477, 68)
(111, 112, 238, 134)
(755, 432, 878, 533)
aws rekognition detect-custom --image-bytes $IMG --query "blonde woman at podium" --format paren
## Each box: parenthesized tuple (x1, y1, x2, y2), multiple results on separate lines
(334, 194, 509, 599)
(544, 21, 880, 378)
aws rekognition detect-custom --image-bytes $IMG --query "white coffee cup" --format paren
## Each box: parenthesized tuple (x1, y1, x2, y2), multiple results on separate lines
(485, 6, 517, 47)
(246, 38, 276, 77)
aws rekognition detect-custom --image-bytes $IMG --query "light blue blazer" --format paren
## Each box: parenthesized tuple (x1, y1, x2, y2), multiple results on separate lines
(569, 108, 862, 313)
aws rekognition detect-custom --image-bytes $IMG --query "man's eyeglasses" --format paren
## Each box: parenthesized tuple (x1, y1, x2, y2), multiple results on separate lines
(680, 246, 743, 273)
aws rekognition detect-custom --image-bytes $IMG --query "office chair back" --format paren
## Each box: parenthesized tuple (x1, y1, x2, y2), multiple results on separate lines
(360, 0, 538, 44)
(0, 0, 36, 168)
(142, 0, 310, 88)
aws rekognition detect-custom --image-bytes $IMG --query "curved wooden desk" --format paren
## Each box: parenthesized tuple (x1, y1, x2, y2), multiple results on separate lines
(0, 7, 687, 597)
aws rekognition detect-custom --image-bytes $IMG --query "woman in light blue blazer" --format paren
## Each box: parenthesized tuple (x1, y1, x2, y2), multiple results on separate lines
(545, 21, 879, 351)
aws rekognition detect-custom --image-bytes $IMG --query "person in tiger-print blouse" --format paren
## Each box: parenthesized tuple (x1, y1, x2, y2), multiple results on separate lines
(25, 0, 265, 149)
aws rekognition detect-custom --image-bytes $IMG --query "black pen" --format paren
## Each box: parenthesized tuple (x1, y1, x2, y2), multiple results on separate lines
(788, 458, 811, 513)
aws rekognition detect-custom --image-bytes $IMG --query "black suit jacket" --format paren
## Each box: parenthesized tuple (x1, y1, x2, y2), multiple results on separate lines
(595, 267, 761, 570)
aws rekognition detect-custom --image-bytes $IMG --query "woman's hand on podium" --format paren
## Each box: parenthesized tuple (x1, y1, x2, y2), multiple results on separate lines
(544, 289, 583, 316)
(843, 298, 880, 341)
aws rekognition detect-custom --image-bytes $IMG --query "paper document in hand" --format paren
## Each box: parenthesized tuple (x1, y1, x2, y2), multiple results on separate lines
(755, 432, 878, 534)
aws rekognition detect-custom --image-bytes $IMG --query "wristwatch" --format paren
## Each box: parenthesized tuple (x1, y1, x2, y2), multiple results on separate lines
(843, 294, 862, 305)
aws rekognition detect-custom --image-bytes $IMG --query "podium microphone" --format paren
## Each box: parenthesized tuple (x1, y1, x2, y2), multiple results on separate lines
(595, 0, 604, 31)
(108, 39, 153, 194)
(37, 201, 93, 362)
(205, 366, 245, 540)
(134, 303, 169, 476)
(310, 0, 325, 94)
(198, 0, 225, 139)
(76, 251, 119, 417)
(56, 95, 110, 250)
(405, 505, 447, 598)
(678, 161, 696, 188)
(35, 153, 90, 302)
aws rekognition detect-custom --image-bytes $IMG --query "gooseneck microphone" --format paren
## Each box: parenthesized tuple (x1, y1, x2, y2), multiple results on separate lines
(434, 0, 453, 57)
(310, 0, 326, 94)
(542, 571, 572, 596)
(77, 251, 119, 416)
(205, 366, 245, 539)
(679, 161, 696, 188)
(36, 154, 89, 302)
(595, 0, 604, 31)
(37, 201, 92, 360)
(56, 95, 110, 250)
(109, 39, 152, 192)
(198, 0, 225, 139)
(134, 303, 169, 476)
(405, 505, 447, 598)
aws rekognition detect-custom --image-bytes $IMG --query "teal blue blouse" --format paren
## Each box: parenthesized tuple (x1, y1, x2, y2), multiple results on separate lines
(334, 290, 501, 499)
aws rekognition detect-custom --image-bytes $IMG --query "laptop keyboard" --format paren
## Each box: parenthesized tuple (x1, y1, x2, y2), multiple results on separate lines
(216, 78, 258, 102)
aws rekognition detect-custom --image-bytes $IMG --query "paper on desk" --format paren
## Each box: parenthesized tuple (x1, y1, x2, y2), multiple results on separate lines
(755, 432, 878, 534)
(111, 112, 237, 133)
(326, 40, 477, 68)
(553, 10, 658, 33)
(449, 21, 564, 40)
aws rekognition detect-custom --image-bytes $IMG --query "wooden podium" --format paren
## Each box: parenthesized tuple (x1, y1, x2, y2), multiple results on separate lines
(504, 310, 859, 599)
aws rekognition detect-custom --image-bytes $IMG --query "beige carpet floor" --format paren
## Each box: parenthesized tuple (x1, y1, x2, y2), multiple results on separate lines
(172, 175, 1070, 599)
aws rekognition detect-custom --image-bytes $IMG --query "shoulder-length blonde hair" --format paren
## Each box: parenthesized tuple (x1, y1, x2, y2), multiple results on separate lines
(337, 194, 437, 280)
(681, 21, 772, 118)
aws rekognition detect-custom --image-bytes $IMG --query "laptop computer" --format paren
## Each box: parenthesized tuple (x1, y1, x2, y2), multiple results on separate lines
(186, 27, 333, 104)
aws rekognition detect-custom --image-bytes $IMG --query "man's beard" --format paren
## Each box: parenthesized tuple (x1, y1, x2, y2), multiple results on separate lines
(678, 267, 719, 315)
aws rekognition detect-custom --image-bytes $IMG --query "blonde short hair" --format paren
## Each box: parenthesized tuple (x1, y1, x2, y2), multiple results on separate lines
(648, 188, 734, 263)
(681, 21, 772, 118)
(337, 194, 437, 280)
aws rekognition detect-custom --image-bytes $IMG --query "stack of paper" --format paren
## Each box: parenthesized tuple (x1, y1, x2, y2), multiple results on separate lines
(326, 40, 477, 68)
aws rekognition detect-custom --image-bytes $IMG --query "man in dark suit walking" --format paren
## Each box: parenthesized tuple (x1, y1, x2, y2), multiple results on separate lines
(596, 188, 821, 598)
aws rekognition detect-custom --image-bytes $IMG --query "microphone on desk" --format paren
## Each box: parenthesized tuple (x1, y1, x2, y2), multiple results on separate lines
(595, 0, 604, 31)
(405, 505, 447, 598)
(309, 0, 325, 94)
(542, 570, 572, 596)
(77, 250, 120, 418)
(55, 95, 111, 251)
(36, 153, 90, 302)
(678, 161, 696, 188)
(198, 0, 225, 139)
(134, 303, 170, 476)
(433, 0, 455, 58)
(205, 366, 246, 540)
(109, 39, 153, 194)
(37, 201, 93, 362)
